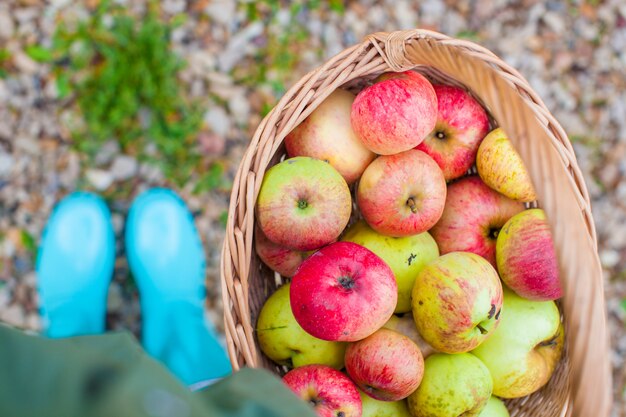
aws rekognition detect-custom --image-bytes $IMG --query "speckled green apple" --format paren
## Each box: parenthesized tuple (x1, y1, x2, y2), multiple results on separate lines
(256, 284, 346, 369)
(476, 128, 537, 202)
(472, 287, 564, 398)
(407, 353, 493, 417)
(360, 390, 412, 417)
(471, 287, 564, 398)
(412, 252, 503, 353)
(478, 397, 510, 417)
(256, 156, 351, 251)
(342, 220, 439, 313)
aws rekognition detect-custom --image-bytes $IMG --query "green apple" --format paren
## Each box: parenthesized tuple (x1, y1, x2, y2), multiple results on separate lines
(471, 287, 564, 398)
(478, 397, 510, 417)
(342, 220, 439, 313)
(412, 252, 503, 353)
(408, 353, 492, 417)
(256, 156, 352, 251)
(360, 390, 411, 417)
(256, 283, 346, 369)
(382, 314, 437, 358)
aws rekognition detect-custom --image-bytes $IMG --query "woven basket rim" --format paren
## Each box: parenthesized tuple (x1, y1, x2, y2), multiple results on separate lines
(219, 29, 612, 417)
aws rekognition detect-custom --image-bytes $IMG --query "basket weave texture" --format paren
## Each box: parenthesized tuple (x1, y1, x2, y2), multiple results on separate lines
(220, 29, 612, 417)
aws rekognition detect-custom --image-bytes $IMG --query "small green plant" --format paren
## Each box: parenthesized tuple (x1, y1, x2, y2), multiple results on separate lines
(51, 1, 203, 185)
(236, 1, 344, 105)
(0, 49, 11, 78)
(25, 45, 54, 63)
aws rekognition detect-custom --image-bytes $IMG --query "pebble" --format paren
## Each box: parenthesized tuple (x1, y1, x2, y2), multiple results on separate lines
(107, 283, 123, 311)
(138, 163, 164, 183)
(110, 155, 138, 181)
(393, 0, 417, 30)
(218, 21, 263, 72)
(0, 304, 25, 327)
(228, 92, 250, 125)
(15, 135, 40, 155)
(94, 140, 121, 166)
(420, 0, 446, 26)
(111, 213, 124, 235)
(0, 8, 15, 40)
(198, 131, 225, 156)
(13, 52, 38, 75)
(59, 151, 80, 188)
(13, 7, 38, 23)
(161, 0, 186, 15)
(601, 250, 620, 269)
(204, 106, 230, 138)
(85, 169, 114, 191)
(0, 153, 14, 178)
(25, 313, 40, 330)
(204, 0, 236, 26)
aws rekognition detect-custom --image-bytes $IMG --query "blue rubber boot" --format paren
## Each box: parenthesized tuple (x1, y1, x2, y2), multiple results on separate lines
(37, 192, 115, 338)
(125, 188, 232, 387)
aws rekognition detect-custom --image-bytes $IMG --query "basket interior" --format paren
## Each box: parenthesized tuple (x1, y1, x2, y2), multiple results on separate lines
(246, 67, 571, 417)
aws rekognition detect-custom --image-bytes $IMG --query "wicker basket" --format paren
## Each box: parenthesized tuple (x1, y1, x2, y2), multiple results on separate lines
(220, 29, 611, 417)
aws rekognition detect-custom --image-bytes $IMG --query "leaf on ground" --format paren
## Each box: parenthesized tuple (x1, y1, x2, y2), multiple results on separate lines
(25, 45, 54, 63)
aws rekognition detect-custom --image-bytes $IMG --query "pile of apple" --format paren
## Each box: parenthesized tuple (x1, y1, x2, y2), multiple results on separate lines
(254, 71, 564, 417)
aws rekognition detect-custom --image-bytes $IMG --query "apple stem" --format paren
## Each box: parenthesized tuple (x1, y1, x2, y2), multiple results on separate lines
(539, 336, 558, 347)
(407, 197, 418, 213)
(338, 276, 356, 290)
(298, 199, 308, 210)
(435, 131, 446, 140)
(476, 324, 488, 335)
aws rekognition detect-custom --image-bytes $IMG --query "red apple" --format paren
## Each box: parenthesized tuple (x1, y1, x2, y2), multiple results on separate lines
(416, 85, 490, 181)
(357, 149, 446, 237)
(496, 209, 562, 301)
(256, 157, 351, 251)
(285, 89, 376, 185)
(430, 176, 524, 267)
(345, 328, 425, 401)
(351, 71, 437, 155)
(283, 365, 362, 417)
(290, 241, 397, 342)
(255, 227, 309, 277)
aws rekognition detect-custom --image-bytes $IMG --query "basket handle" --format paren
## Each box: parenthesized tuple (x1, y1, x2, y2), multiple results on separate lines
(363, 29, 611, 417)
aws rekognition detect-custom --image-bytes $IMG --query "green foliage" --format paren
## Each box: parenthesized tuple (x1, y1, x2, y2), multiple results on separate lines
(20, 230, 37, 262)
(219, 210, 229, 229)
(20, 230, 36, 254)
(236, 0, 342, 102)
(456, 30, 480, 41)
(193, 162, 232, 194)
(25, 45, 54, 63)
(0, 49, 11, 78)
(51, 1, 203, 185)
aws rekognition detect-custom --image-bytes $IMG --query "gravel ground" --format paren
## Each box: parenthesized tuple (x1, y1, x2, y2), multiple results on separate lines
(1, 0, 625, 413)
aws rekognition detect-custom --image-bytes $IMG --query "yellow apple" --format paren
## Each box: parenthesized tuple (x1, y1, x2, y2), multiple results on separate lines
(476, 128, 537, 202)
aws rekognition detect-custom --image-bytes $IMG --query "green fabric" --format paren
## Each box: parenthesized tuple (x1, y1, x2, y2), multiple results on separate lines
(0, 324, 316, 417)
